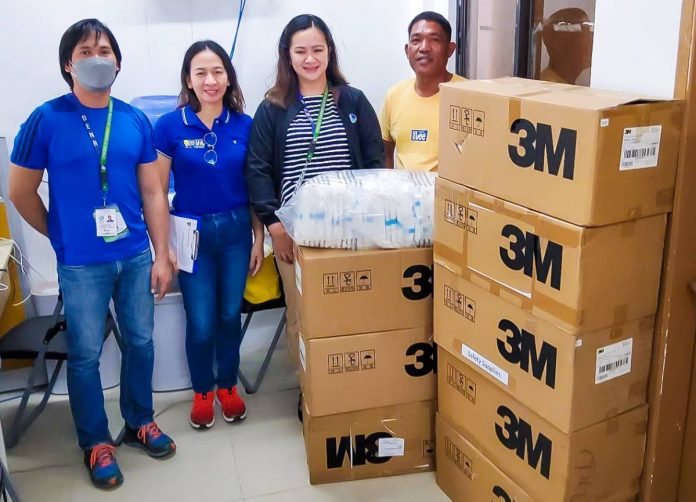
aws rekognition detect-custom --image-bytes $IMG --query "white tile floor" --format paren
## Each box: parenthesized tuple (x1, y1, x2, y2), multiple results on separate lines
(0, 330, 450, 502)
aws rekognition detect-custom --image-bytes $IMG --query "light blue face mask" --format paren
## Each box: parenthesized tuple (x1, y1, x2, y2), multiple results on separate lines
(71, 56, 117, 92)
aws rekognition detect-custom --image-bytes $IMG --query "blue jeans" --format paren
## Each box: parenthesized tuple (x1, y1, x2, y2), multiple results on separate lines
(178, 207, 251, 393)
(57, 248, 155, 450)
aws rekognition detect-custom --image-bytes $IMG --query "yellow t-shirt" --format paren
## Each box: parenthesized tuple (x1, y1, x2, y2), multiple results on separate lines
(380, 74, 466, 172)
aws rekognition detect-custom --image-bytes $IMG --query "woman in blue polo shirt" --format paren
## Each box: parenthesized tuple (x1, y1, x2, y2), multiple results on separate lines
(154, 40, 263, 430)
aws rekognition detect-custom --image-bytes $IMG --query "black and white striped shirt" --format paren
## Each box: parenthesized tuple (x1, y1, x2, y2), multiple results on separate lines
(281, 92, 352, 204)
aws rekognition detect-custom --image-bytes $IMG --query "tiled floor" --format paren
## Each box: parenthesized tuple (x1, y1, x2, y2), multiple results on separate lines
(0, 320, 449, 501)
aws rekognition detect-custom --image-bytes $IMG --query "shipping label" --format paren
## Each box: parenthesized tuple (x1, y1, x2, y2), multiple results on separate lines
(462, 343, 510, 386)
(620, 125, 661, 170)
(595, 338, 633, 384)
(377, 437, 405, 457)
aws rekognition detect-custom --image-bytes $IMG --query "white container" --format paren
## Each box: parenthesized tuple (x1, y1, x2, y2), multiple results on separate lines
(152, 291, 191, 391)
(32, 283, 121, 394)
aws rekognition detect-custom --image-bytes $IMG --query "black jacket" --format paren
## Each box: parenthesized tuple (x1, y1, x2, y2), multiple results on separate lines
(245, 84, 385, 226)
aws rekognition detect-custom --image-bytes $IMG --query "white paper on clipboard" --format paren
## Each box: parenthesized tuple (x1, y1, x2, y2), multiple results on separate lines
(169, 214, 200, 273)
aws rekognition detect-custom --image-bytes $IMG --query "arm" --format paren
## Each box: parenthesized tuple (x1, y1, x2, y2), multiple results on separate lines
(249, 210, 264, 276)
(356, 91, 386, 169)
(138, 161, 171, 301)
(246, 101, 282, 227)
(9, 164, 48, 236)
(384, 140, 396, 169)
(246, 102, 294, 263)
(157, 153, 172, 196)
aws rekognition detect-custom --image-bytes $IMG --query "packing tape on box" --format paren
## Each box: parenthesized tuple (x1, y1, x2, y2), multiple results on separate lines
(655, 187, 674, 208)
(613, 304, 629, 325)
(620, 220, 637, 238)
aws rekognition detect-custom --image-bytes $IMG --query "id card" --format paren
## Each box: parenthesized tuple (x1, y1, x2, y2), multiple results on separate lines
(95, 207, 117, 237)
(94, 205, 130, 242)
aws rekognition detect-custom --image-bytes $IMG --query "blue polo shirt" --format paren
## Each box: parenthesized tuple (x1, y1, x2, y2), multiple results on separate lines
(11, 93, 157, 266)
(154, 105, 252, 216)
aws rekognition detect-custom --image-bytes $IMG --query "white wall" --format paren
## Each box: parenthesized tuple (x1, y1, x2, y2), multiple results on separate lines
(591, 0, 682, 97)
(0, 0, 447, 287)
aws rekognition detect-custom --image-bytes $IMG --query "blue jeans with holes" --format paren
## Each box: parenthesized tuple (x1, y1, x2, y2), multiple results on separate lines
(177, 207, 251, 394)
(57, 248, 155, 450)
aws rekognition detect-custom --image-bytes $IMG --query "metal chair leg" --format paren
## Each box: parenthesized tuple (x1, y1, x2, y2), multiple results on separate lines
(0, 458, 21, 502)
(238, 312, 286, 394)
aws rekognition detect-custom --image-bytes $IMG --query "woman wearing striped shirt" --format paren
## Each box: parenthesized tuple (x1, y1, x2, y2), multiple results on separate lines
(246, 14, 384, 372)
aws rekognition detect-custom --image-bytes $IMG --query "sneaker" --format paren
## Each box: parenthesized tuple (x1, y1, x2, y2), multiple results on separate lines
(83, 443, 123, 490)
(190, 391, 215, 430)
(123, 422, 176, 458)
(216, 386, 247, 422)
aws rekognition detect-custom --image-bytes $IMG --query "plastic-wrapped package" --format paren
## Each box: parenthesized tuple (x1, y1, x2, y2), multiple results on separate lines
(275, 169, 435, 249)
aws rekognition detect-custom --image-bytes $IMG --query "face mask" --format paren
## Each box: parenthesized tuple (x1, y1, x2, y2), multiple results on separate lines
(71, 56, 117, 92)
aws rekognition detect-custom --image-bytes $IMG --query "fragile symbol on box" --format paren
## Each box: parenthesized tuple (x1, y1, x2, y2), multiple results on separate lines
(360, 350, 376, 370)
(473, 110, 485, 136)
(328, 353, 343, 374)
(444, 200, 477, 234)
(444, 437, 473, 480)
(323, 273, 339, 294)
(447, 363, 477, 403)
(356, 270, 372, 291)
(444, 284, 475, 323)
(344, 351, 360, 372)
(449, 105, 460, 131)
(340, 271, 355, 293)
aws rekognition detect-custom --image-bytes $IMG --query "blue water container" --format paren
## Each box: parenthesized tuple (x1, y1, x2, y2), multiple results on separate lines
(131, 95, 179, 192)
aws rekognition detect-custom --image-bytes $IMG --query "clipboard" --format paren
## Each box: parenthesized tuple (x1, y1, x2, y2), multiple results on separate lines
(169, 213, 200, 273)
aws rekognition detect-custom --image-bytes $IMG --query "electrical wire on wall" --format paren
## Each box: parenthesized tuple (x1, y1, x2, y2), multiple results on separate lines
(230, 0, 248, 61)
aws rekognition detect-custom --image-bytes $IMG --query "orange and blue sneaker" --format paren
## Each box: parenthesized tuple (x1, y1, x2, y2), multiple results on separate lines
(216, 386, 247, 423)
(123, 421, 176, 458)
(83, 443, 123, 490)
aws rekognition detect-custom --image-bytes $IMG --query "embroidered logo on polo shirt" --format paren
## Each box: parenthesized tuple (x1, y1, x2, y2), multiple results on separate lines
(183, 139, 206, 149)
(411, 130, 428, 142)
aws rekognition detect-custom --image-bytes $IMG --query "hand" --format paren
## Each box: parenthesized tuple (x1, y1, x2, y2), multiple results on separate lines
(151, 256, 172, 302)
(168, 247, 179, 273)
(249, 241, 264, 276)
(268, 222, 293, 263)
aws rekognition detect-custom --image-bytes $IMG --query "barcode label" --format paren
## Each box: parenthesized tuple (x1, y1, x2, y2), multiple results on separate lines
(596, 338, 633, 384)
(620, 125, 661, 170)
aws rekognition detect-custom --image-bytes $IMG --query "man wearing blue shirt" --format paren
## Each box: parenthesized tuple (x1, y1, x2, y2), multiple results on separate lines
(9, 19, 175, 490)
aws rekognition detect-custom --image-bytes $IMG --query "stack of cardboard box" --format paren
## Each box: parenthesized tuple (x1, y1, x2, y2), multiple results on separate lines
(294, 246, 437, 484)
(433, 77, 683, 501)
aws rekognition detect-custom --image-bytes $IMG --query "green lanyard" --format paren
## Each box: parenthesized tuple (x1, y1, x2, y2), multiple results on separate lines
(298, 86, 329, 162)
(78, 98, 113, 206)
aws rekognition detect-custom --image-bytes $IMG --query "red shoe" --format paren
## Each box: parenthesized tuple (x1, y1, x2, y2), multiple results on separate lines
(216, 386, 247, 423)
(190, 391, 215, 430)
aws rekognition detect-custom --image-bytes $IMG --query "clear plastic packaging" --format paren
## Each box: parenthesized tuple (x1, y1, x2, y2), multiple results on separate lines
(275, 169, 435, 249)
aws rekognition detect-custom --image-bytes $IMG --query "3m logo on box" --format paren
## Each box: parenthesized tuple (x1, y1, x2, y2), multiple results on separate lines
(497, 319, 557, 389)
(444, 200, 478, 233)
(492, 485, 514, 502)
(508, 119, 577, 180)
(444, 436, 473, 480)
(444, 284, 476, 322)
(499, 224, 563, 291)
(495, 405, 553, 480)
(405, 342, 436, 377)
(449, 105, 485, 136)
(326, 432, 393, 469)
(401, 264, 433, 301)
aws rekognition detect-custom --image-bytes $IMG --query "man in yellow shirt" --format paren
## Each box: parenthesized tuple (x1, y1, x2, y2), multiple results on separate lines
(380, 11, 464, 172)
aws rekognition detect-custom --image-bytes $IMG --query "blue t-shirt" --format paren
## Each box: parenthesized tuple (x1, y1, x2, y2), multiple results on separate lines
(154, 105, 252, 216)
(11, 93, 157, 266)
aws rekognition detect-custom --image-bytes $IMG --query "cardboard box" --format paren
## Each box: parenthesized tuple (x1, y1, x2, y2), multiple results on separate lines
(295, 246, 433, 338)
(436, 413, 533, 502)
(303, 400, 435, 484)
(299, 327, 436, 416)
(439, 77, 683, 226)
(434, 178, 666, 333)
(438, 348, 645, 501)
(434, 263, 653, 432)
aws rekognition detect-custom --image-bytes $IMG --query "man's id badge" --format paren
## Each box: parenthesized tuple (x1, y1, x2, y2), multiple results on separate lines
(95, 207, 117, 237)
(94, 205, 130, 242)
